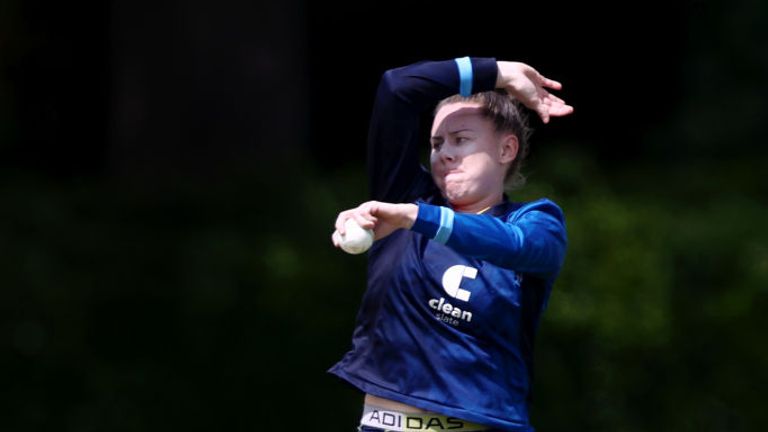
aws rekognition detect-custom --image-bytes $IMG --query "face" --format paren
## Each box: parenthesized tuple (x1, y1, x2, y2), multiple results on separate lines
(430, 102, 517, 207)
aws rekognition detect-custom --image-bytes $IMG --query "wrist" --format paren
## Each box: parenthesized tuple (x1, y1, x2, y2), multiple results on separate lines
(409, 203, 455, 245)
(401, 204, 418, 229)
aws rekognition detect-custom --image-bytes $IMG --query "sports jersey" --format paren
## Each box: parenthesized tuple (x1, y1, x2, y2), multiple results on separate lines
(328, 57, 567, 432)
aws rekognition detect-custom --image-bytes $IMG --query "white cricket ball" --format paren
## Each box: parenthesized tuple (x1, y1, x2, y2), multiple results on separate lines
(333, 218, 374, 255)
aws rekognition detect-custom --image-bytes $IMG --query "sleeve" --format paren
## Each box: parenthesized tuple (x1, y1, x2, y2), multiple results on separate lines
(367, 57, 499, 203)
(410, 199, 567, 276)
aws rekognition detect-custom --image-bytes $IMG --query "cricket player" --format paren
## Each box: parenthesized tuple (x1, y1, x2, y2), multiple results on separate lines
(330, 57, 573, 432)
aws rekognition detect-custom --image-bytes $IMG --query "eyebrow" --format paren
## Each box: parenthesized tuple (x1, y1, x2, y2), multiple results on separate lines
(447, 128, 473, 135)
(431, 128, 474, 140)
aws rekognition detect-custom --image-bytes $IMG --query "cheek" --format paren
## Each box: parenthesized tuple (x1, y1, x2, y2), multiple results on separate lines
(431, 151, 451, 172)
(462, 151, 494, 171)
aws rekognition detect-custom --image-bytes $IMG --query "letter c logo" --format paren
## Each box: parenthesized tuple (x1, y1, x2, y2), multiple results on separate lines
(441, 265, 477, 302)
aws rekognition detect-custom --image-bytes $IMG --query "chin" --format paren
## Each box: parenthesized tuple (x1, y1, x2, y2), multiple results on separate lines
(443, 187, 472, 206)
(437, 178, 475, 205)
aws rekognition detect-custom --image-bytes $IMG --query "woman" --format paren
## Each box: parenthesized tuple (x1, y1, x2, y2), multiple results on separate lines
(330, 57, 573, 432)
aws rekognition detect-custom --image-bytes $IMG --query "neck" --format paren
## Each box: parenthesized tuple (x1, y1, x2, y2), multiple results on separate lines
(450, 191, 504, 214)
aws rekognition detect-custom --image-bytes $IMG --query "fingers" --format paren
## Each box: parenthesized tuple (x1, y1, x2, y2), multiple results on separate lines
(334, 202, 379, 236)
(331, 230, 342, 247)
(547, 93, 566, 105)
(334, 212, 348, 235)
(534, 90, 574, 123)
(535, 102, 574, 123)
(539, 76, 562, 90)
(352, 211, 376, 230)
(550, 104, 575, 117)
(499, 63, 571, 124)
(538, 109, 551, 124)
(532, 68, 563, 90)
(537, 103, 574, 123)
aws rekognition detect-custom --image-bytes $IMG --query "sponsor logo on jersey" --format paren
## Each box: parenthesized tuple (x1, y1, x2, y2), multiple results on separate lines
(429, 297, 473, 324)
(428, 264, 477, 326)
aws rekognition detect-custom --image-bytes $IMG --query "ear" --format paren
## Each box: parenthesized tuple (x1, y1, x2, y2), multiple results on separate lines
(499, 134, 519, 164)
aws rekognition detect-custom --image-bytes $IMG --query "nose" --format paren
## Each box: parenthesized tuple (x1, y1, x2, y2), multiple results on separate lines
(438, 145, 455, 163)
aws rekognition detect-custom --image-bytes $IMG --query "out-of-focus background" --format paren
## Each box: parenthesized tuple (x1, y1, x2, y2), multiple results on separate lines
(2, 0, 767, 430)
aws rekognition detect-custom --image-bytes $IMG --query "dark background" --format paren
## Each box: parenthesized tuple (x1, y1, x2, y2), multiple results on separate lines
(2, 0, 767, 431)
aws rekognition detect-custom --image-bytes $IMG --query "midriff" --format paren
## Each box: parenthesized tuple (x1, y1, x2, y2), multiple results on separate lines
(364, 394, 429, 413)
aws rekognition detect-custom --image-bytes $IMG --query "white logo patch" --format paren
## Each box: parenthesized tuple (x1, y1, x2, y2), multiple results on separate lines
(441, 264, 477, 301)
(428, 265, 478, 326)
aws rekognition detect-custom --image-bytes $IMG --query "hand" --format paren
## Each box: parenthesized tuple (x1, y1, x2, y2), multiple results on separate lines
(496, 61, 574, 123)
(332, 201, 418, 246)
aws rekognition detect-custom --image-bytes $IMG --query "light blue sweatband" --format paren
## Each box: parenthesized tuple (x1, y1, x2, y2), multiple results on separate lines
(454, 57, 473, 97)
(434, 207, 455, 244)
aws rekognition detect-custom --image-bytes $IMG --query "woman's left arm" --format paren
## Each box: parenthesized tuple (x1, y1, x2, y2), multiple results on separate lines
(332, 199, 566, 276)
(412, 200, 567, 275)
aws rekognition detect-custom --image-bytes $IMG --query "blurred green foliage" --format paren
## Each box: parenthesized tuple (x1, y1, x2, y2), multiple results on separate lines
(1, 150, 766, 431)
(520, 150, 768, 432)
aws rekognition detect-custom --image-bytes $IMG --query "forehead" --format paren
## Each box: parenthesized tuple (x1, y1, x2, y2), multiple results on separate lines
(431, 102, 490, 135)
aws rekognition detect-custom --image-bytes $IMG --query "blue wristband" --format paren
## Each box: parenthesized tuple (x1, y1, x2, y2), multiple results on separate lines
(455, 57, 473, 97)
(434, 207, 455, 244)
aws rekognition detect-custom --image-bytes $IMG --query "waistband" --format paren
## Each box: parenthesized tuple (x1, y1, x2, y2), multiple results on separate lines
(360, 404, 491, 432)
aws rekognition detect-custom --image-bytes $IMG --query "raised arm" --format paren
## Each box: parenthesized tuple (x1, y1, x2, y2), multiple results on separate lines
(335, 58, 572, 257)
(367, 58, 573, 203)
(367, 58, 499, 203)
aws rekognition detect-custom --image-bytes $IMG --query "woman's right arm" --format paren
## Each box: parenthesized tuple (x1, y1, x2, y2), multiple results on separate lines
(367, 58, 499, 203)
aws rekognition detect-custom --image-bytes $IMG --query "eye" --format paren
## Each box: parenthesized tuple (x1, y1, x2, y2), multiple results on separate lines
(455, 136, 468, 144)
(431, 140, 443, 151)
